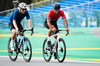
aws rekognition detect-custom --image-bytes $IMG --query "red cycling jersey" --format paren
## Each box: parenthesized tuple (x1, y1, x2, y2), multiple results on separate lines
(47, 10, 66, 21)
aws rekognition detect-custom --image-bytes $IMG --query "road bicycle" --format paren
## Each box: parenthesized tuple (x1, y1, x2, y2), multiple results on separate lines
(43, 30, 69, 63)
(8, 28, 33, 62)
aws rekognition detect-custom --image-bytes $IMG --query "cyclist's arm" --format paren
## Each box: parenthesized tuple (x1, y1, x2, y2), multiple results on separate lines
(60, 10, 69, 31)
(27, 19, 32, 29)
(63, 18, 69, 31)
(13, 11, 18, 31)
(47, 10, 53, 29)
(26, 10, 32, 29)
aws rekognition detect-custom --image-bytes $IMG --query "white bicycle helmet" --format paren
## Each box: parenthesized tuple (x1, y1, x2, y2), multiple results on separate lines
(18, 2, 27, 9)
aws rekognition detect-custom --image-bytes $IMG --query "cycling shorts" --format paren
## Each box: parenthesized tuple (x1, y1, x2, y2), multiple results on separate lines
(44, 18, 58, 30)
(8, 22, 23, 31)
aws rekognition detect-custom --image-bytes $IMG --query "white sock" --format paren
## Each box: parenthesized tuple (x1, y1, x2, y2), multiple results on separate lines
(47, 37, 50, 41)
(11, 40, 14, 46)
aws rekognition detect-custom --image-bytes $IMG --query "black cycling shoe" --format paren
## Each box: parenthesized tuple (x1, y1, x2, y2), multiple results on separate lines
(47, 41, 51, 47)
(54, 52, 57, 59)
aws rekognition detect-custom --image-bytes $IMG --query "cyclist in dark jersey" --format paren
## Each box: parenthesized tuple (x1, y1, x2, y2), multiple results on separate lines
(44, 3, 69, 59)
(8, 2, 32, 51)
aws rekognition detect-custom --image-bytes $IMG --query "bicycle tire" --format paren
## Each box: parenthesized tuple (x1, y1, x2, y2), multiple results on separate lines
(22, 37, 32, 62)
(56, 38, 66, 63)
(8, 38, 18, 61)
(43, 38, 52, 62)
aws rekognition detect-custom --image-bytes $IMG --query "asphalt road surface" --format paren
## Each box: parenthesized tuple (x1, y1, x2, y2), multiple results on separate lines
(0, 56, 100, 66)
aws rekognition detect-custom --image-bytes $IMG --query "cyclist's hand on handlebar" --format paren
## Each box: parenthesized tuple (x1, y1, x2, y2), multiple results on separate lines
(29, 28, 33, 31)
(52, 28, 57, 32)
(30, 28, 34, 35)
(66, 28, 69, 32)
(29, 27, 32, 30)
(66, 28, 69, 36)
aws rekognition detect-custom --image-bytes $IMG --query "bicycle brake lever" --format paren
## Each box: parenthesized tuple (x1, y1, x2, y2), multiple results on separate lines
(31, 28, 34, 36)
(66, 31, 69, 36)
(65, 34, 68, 36)
(31, 31, 34, 36)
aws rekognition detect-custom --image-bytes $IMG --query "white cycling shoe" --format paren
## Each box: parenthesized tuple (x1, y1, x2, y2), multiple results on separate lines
(11, 45, 14, 51)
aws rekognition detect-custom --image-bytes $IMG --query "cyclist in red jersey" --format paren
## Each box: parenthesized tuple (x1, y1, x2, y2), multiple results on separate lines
(44, 3, 69, 59)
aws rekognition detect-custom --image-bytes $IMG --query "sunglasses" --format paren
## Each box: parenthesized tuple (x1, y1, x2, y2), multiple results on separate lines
(54, 9, 59, 11)
(21, 9, 26, 10)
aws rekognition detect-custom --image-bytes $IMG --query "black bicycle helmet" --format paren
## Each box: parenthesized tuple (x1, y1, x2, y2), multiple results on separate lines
(53, 3, 60, 10)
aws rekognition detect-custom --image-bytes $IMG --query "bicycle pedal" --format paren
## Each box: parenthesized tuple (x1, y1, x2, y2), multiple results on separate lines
(44, 52, 48, 56)
(23, 51, 27, 55)
(44, 52, 47, 54)
(10, 50, 13, 53)
(24, 53, 27, 56)
(46, 48, 51, 51)
(59, 48, 63, 53)
(25, 47, 29, 51)
(14, 48, 17, 51)
(19, 51, 22, 54)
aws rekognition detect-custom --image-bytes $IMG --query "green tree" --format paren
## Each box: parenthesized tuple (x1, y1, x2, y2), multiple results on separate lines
(0, 0, 13, 11)
(0, 0, 32, 12)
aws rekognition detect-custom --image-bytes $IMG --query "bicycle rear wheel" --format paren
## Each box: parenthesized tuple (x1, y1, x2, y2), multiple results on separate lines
(43, 38, 52, 62)
(22, 37, 32, 62)
(56, 38, 66, 63)
(8, 38, 18, 61)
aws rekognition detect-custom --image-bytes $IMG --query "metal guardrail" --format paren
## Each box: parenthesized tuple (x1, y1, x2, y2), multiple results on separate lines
(0, 0, 99, 15)
(0, 0, 100, 29)
(61, 0, 100, 11)
(0, 8, 17, 14)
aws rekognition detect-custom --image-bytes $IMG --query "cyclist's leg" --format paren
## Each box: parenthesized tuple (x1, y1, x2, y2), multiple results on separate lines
(9, 23, 16, 50)
(51, 21, 58, 45)
(18, 23, 24, 36)
(52, 22, 58, 59)
(44, 20, 51, 47)
(19, 24, 26, 54)
(53, 22, 58, 40)
(44, 20, 58, 36)
(44, 20, 57, 47)
(44, 19, 50, 36)
(48, 25, 56, 36)
(44, 20, 58, 59)
(45, 19, 58, 46)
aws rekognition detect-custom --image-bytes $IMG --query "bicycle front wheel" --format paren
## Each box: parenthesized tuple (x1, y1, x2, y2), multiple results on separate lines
(22, 37, 32, 62)
(56, 38, 66, 63)
(43, 38, 52, 62)
(8, 38, 18, 61)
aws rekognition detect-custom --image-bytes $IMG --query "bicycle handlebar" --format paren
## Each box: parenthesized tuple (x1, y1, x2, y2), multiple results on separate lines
(16, 28, 34, 36)
(57, 30, 69, 36)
